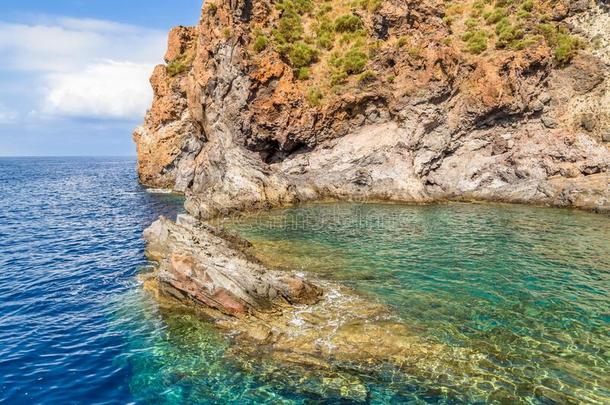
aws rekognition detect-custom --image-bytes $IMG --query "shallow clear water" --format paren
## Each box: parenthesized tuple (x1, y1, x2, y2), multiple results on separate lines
(227, 202, 610, 403)
(1, 158, 609, 404)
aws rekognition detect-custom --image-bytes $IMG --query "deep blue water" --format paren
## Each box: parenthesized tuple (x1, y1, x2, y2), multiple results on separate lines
(0, 157, 184, 404)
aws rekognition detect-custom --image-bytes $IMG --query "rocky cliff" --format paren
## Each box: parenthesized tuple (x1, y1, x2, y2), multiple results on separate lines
(135, 0, 609, 216)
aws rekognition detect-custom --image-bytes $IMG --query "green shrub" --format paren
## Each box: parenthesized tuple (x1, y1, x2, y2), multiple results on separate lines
(342, 48, 368, 74)
(317, 3, 333, 16)
(328, 51, 343, 68)
(358, 70, 376, 83)
(253, 34, 268, 52)
(520, 0, 534, 12)
(315, 17, 335, 49)
(273, 5, 304, 44)
(296, 67, 310, 80)
(330, 70, 348, 86)
(167, 59, 189, 77)
(495, 19, 524, 48)
(307, 87, 323, 106)
(484, 7, 507, 24)
(295, 0, 314, 12)
(536, 24, 582, 64)
(466, 18, 480, 29)
(494, 17, 510, 34)
(397, 36, 408, 47)
(471, 1, 485, 17)
(353, 0, 382, 12)
(554, 32, 581, 64)
(509, 34, 543, 50)
(367, 0, 382, 12)
(407, 46, 424, 59)
(445, 3, 465, 17)
(317, 32, 334, 49)
(472, 0, 487, 11)
(340, 30, 367, 45)
(334, 14, 364, 32)
(463, 30, 488, 54)
(537, 23, 556, 44)
(288, 42, 318, 68)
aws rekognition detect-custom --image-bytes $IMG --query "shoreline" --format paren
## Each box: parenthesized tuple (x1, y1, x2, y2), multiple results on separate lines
(139, 199, 610, 402)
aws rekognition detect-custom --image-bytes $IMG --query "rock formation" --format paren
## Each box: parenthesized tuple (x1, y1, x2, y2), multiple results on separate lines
(143, 214, 320, 316)
(135, 0, 609, 215)
(135, 0, 610, 386)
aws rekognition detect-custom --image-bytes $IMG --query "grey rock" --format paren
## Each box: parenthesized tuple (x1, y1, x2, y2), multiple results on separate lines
(529, 100, 544, 112)
(581, 113, 597, 132)
(144, 216, 321, 317)
(538, 92, 552, 105)
(569, 0, 590, 13)
(541, 115, 559, 128)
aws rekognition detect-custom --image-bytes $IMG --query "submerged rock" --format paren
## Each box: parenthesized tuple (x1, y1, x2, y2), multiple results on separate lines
(142, 214, 491, 398)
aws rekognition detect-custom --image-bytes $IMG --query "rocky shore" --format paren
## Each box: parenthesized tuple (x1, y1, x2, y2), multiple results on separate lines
(135, 0, 609, 386)
(142, 213, 494, 401)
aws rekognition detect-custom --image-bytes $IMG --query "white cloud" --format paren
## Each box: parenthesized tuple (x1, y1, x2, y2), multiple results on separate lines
(44, 61, 154, 119)
(0, 16, 166, 120)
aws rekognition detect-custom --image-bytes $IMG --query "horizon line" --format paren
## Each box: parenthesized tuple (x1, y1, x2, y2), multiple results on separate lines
(0, 154, 137, 158)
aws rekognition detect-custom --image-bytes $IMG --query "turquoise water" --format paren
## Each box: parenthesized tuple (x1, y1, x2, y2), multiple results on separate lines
(1, 157, 608, 403)
(227, 202, 610, 403)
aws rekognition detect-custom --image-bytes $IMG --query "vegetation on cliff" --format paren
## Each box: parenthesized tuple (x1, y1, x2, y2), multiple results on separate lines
(446, 0, 583, 62)
(221, 0, 589, 106)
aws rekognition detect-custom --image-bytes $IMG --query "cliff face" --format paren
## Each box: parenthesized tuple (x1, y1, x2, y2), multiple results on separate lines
(134, 0, 610, 215)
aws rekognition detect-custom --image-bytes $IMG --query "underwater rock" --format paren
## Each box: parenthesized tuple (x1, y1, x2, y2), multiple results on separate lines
(143, 214, 486, 387)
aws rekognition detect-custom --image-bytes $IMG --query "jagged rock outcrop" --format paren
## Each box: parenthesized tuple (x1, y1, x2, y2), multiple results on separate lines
(141, 215, 502, 402)
(135, 0, 609, 356)
(143, 214, 320, 316)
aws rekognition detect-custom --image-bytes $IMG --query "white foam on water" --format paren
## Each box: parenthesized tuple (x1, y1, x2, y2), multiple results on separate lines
(146, 188, 174, 194)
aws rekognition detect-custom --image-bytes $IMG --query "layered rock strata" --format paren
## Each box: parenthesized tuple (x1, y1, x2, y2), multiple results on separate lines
(135, 0, 609, 216)
(143, 214, 320, 316)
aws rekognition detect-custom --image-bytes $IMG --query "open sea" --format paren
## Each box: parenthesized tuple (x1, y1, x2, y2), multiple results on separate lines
(0, 157, 608, 404)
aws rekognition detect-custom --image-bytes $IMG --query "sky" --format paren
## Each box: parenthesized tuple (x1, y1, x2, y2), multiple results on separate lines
(0, 0, 202, 156)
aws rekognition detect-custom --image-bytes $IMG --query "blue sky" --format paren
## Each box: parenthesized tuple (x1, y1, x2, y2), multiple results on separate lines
(0, 0, 202, 156)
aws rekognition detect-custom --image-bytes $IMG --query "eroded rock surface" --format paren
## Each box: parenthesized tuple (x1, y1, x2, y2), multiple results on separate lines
(144, 215, 320, 316)
(142, 214, 492, 401)
(134, 0, 609, 214)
